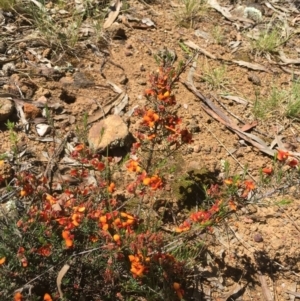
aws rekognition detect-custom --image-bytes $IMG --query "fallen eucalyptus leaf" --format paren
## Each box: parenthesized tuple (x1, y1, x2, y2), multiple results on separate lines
(142, 18, 156, 27)
(36, 123, 51, 136)
(103, 0, 122, 29)
(57, 264, 70, 299)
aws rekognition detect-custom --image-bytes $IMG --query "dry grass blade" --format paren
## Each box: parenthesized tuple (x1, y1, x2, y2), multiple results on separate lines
(184, 40, 217, 59)
(257, 271, 274, 301)
(279, 51, 300, 65)
(285, 290, 300, 298)
(103, 0, 122, 29)
(232, 60, 270, 72)
(221, 95, 248, 105)
(56, 264, 70, 299)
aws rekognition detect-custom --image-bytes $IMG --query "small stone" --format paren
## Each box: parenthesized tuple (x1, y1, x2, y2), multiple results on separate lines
(204, 146, 211, 154)
(193, 145, 201, 153)
(125, 51, 133, 56)
(253, 233, 263, 242)
(248, 73, 261, 85)
(0, 98, 14, 122)
(36, 96, 48, 104)
(88, 115, 130, 152)
(140, 64, 146, 72)
(18, 42, 27, 49)
(73, 72, 94, 88)
(59, 76, 74, 86)
(126, 44, 133, 49)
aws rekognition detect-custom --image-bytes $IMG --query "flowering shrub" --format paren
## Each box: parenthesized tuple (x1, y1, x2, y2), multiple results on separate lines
(0, 62, 194, 301)
(2, 59, 293, 301)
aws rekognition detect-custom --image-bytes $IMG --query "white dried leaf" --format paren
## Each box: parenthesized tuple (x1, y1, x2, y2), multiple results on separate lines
(142, 18, 155, 27)
(36, 124, 51, 136)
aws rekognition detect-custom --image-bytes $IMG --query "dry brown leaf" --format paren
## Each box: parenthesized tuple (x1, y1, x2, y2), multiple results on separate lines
(57, 264, 70, 299)
(279, 51, 300, 65)
(184, 40, 217, 59)
(221, 95, 248, 105)
(103, 0, 122, 29)
(257, 272, 274, 301)
(281, 66, 300, 75)
(240, 121, 258, 132)
(232, 60, 270, 72)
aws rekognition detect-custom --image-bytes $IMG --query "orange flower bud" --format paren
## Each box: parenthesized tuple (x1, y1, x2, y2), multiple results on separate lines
(43, 293, 53, 301)
(173, 282, 181, 290)
(143, 178, 151, 185)
(14, 292, 23, 301)
(113, 234, 120, 242)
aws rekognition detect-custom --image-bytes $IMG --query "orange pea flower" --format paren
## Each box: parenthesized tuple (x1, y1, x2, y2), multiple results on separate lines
(113, 234, 120, 242)
(277, 149, 289, 161)
(43, 293, 53, 301)
(126, 160, 141, 173)
(128, 254, 147, 277)
(175, 220, 191, 233)
(244, 180, 255, 190)
(143, 109, 159, 128)
(262, 167, 273, 175)
(157, 89, 170, 100)
(108, 182, 116, 193)
(0, 257, 5, 265)
(146, 133, 156, 140)
(14, 292, 23, 301)
(74, 144, 85, 152)
(62, 230, 74, 248)
(173, 282, 184, 299)
(71, 213, 83, 227)
(36, 245, 52, 257)
(144, 88, 156, 97)
(224, 178, 233, 185)
(228, 200, 237, 211)
(143, 175, 163, 190)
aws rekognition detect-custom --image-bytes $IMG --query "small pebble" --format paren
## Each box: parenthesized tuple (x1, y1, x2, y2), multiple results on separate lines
(193, 145, 201, 153)
(248, 73, 261, 85)
(253, 233, 263, 242)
